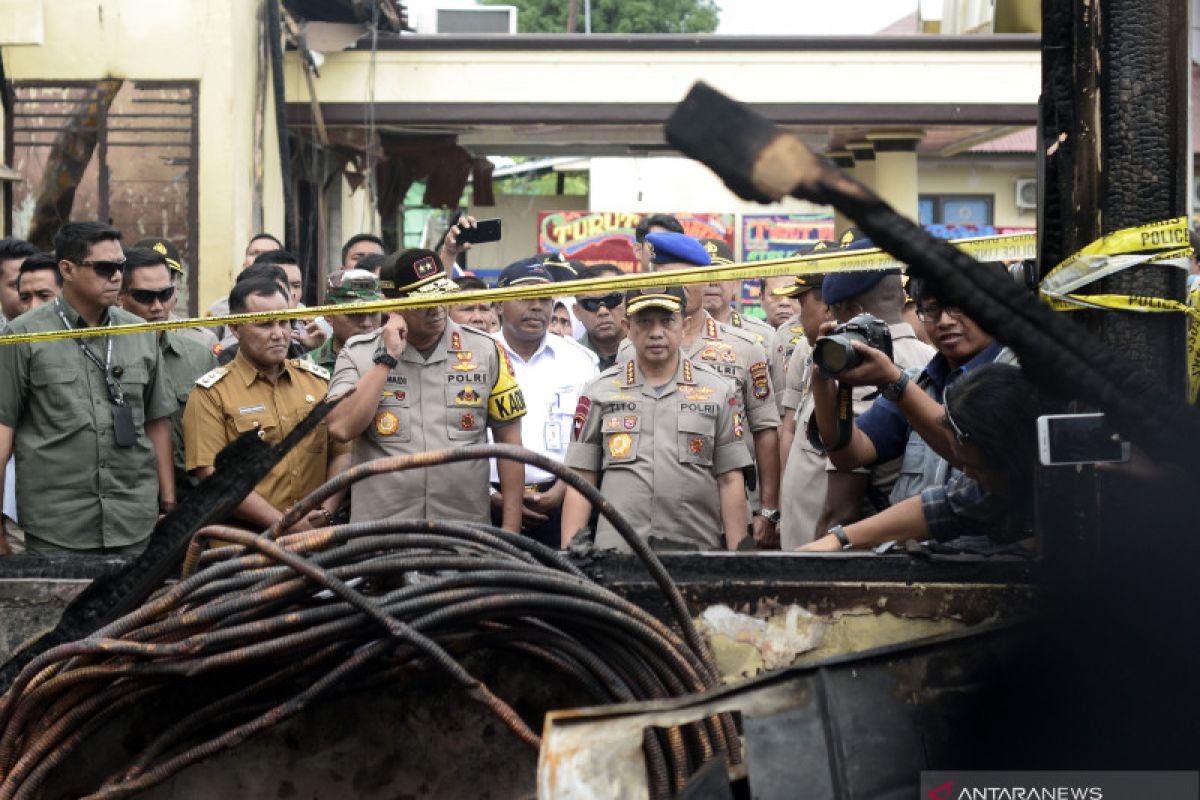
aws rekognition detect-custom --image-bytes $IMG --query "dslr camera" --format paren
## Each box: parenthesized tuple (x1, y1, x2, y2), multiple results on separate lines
(812, 313, 893, 376)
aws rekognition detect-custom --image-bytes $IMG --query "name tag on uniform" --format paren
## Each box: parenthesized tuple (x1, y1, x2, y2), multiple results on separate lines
(239, 404, 266, 415)
(544, 420, 563, 450)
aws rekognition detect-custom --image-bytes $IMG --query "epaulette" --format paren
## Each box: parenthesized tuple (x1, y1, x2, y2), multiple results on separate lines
(195, 366, 229, 388)
(344, 330, 382, 348)
(597, 362, 623, 379)
(718, 321, 760, 347)
(293, 359, 330, 381)
(459, 323, 492, 338)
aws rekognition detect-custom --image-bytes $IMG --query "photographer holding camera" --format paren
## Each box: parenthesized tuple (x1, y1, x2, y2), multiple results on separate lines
(801, 268, 935, 537)
(809, 263, 1018, 544)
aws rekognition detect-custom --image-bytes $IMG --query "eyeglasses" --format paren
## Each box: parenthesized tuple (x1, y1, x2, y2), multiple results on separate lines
(943, 389, 970, 445)
(916, 304, 964, 323)
(74, 259, 127, 280)
(127, 286, 176, 305)
(578, 294, 623, 313)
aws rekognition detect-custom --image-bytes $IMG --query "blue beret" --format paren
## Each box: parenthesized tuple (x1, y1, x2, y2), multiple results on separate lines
(645, 232, 711, 267)
(822, 269, 901, 306)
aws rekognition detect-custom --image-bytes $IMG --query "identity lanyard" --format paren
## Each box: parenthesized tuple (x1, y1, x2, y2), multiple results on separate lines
(55, 298, 124, 407)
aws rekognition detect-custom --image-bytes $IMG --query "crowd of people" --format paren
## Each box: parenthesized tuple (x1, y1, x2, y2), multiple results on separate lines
(0, 213, 1041, 557)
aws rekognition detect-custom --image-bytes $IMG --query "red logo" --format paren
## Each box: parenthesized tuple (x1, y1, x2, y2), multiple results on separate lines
(573, 396, 592, 440)
(928, 782, 953, 800)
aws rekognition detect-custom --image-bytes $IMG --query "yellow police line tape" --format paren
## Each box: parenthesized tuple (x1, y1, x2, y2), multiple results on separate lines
(0, 231, 1036, 347)
(1037, 216, 1200, 403)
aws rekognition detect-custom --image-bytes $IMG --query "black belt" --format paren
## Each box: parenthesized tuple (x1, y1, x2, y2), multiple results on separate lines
(491, 479, 557, 493)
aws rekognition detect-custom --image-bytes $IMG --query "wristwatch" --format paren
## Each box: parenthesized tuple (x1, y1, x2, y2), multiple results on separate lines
(373, 351, 399, 369)
(879, 371, 911, 402)
(754, 508, 781, 525)
(828, 524, 855, 550)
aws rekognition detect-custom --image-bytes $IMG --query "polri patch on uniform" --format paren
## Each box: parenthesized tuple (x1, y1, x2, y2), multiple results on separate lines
(375, 410, 399, 436)
(750, 361, 770, 400)
(689, 436, 705, 454)
(459, 412, 477, 431)
(573, 396, 592, 440)
(456, 387, 482, 406)
(607, 432, 633, 459)
(239, 404, 267, 415)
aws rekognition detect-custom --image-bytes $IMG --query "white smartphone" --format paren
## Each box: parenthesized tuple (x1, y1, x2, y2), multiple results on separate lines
(1037, 413, 1131, 466)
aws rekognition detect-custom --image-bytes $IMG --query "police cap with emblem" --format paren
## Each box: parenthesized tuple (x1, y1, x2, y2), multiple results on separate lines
(497, 258, 554, 288)
(132, 237, 184, 275)
(625, 285, 687, 316)
(771, 240, 835, 298)
(698, 238, 735, 265)
(378, 249, 460, 299)
(644, 232, 712, 268)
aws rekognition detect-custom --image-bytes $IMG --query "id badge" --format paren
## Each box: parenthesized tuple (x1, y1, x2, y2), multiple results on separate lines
(112, 403, 137, 448)
(544, 420, 563, 451)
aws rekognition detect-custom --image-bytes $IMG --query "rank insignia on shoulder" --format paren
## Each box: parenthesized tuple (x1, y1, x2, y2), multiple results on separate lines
(195, 366, 228, 388)
(295, 359, 330, 380)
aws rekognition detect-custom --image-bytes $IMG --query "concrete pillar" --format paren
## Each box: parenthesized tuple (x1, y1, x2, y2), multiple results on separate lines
(846, 141, 877, 192)
(865, 131, 923, 222)
(826, 150, 856, 238)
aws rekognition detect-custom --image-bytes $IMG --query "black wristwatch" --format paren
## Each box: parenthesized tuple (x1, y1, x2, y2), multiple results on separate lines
(373, 351, 399, 369)
(879, 371, 910, 402)
(828, 524, 855, 550)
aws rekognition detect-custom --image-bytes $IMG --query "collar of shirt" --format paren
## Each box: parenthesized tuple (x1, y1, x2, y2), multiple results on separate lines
(922, 340, 1006, 393)
(57, 295, 110, 328)
(495, 330, 559, 366)
(624, 355, 694, 395)
(230, 349, 294, 387)
(402, 322, 457, 365)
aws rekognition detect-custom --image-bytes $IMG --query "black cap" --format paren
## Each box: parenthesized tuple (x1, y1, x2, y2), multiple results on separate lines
(378, 249, 460, 299)
(625, 285, 686, 315)
(541, 251, 580, 282)
(698, 238, 735, 265)
(132, 237, 184, 274)
(497, 258, 553, 288)
(772, 273, 826, 298)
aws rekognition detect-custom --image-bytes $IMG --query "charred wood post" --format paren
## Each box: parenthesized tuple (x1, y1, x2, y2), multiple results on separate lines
(1037, 0, 1191, 566)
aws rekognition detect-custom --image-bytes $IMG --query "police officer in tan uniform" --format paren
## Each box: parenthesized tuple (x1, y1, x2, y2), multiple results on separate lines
(697, 238, 775, 348)
(621, 232, 782, 547)
(776, 273, 834, 547)
(183, 276, 350, 531)
(765, 241, 833, 415)
(327, 249, 527, 532)
(562, 286, 750, 551)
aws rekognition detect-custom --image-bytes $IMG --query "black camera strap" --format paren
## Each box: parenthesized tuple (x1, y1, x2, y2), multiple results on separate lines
(827, 383, 855, 452)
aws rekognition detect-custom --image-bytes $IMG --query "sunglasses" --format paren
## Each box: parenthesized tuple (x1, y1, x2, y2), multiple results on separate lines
(74, 259, 127, 280)
(127, 286, 176, 305)
(578, 294, 623, 313)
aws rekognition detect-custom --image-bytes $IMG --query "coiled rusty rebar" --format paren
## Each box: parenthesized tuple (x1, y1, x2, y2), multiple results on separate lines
(0, 444, 738, 799)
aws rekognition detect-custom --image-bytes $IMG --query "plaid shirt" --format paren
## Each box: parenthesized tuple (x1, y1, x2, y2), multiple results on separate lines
(919, 473, 1008, 542)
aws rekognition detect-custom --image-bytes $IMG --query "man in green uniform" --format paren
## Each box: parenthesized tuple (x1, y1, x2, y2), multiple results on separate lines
(117, 247, 217, 504)
(306, 269, 384, 372)
(621, 232, 783, 547)
(0, 222, 177, 555)
(562, 286, 750, 551)
(326, 249, 527, 532)
(183, 277, 350, 531)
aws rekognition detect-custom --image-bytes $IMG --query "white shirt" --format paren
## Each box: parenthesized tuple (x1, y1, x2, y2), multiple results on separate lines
(3, 456, 16, 523)
(489, 331, 598, 484)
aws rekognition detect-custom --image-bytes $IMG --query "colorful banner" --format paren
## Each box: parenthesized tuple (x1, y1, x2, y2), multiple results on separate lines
(925, 223, 1035, 239)
(537, 212, 735, 273)
(741, 213, 835, 262)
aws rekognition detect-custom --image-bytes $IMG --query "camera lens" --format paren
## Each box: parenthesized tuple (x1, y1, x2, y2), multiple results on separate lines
(813, 335, 860, 375)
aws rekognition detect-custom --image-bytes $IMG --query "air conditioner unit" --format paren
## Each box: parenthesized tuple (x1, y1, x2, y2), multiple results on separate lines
(433, 5, 517, 34)
(1015, 178, 1037, 211)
